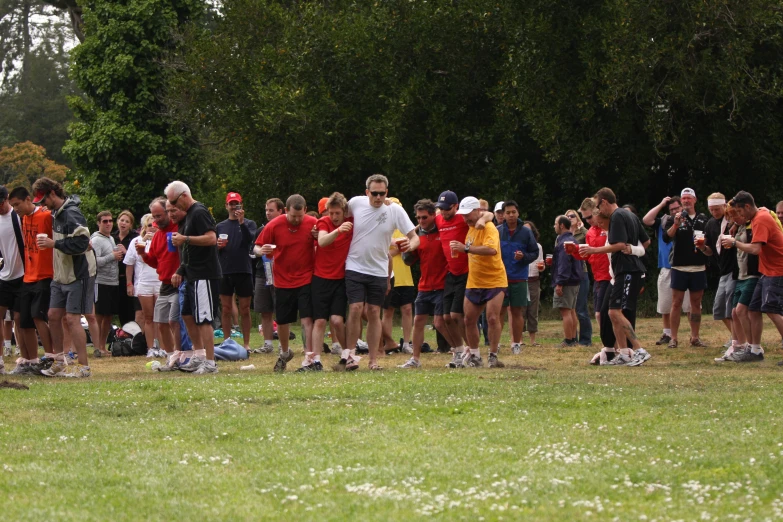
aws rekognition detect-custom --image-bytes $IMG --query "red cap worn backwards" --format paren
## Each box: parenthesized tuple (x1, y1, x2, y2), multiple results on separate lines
(32, 190, 46, 205)
(226, 192, 242, 204)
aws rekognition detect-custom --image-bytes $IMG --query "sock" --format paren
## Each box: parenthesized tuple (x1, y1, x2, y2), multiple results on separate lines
(179, 351, 190, 362)
(54, 352, 65, 361)
(44, 352, 55, 359)
(194, 349, 206, 358)
(264, 340, 273, 347)
(663, 329, 671, 336)
(470, 348, 480, 356)
(29, 357, 39, 364)
(3, 340, 10, 348)
(731, 339, 739, 347)
(206, 359, 216, 366)
(341, 348, 351, 359)
(313, 354, 321, 363)
(750, 344, 763, 354)
(303, 352, 314, 366)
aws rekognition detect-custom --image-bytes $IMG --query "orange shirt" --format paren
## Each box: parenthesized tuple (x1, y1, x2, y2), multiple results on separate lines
(751, 210, 783, 277)
(22, 207, 54, 282)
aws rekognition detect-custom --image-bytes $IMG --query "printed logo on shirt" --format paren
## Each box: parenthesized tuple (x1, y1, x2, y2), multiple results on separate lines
(376, 212, 388, 226)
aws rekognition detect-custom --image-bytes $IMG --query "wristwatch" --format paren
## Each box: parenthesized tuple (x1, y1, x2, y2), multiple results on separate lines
(464, 245, 470, 253)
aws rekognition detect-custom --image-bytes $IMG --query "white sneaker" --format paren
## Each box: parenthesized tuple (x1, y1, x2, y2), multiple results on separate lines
(331, 343, 343, 355)
(146, 349, 156, 358)
(397, 357, 421, 369)
(356, 339, 369, 350)
(402, 342, 413, 354)
(511, 343, 521, 355)
(627, 348, 651, 367)
(192, 360, 218, 375)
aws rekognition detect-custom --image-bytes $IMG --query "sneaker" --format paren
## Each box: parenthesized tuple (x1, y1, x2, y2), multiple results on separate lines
(398, 357, 421, 369)
(8, 362, 30, 375)
(146, 349, 157, 358)
(511, 343, 521, 355)
(273, 350, 294, 372)
(67, 351, 76, 360)
(355, 340, 369, 354)
(60, 364, 91, 378)
(559, 339, 578, 348)
(627, 348, 651, 367)
(192, 361, 218, 375)
(2, 344, 11, 357)
(464, 354, 483, 368)
(29, 357, 54, 375)
(14, 346, 20, 356)
(667, 339, 678, 349)
(488, 353, 505, 368)
(402, 342, 413, 355)
(41, 360, 68, 377)
(607, 353, 632, 366)
(178, 356, 205, 372)
(655, 334, 672, 346)
(296, 361, 323, 372)
(331, 343, 342, 355)
(729, 349, 764, 362)
(252, 343, 274, 354)
(156, 360, 180, 372)
(714, 351, 733, 362)
(723, 339, 733, 349)
(690, 338, 708, 348)
(421, 342, 434, 353)
(448, 351, 464, 368)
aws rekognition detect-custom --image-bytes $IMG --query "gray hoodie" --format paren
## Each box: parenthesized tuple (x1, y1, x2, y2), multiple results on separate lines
(90, 231, 119, 285)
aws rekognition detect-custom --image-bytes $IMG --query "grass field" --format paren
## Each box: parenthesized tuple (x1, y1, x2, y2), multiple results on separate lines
(2, 316, 783, 521)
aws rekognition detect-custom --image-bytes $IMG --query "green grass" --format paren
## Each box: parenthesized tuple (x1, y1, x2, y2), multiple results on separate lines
(2, 317, 783, 520)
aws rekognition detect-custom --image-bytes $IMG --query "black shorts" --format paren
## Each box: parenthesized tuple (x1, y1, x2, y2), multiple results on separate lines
(443, 272, 468, 315)
(0, 276, 23, 313)
(94, 283, 119, 316)
(220, 273, 254, 298)
(181, 279, 220, 325)
(384, 285, 416, 309)
(415, 290, 444, 317)
(670, 269, 708, 292)
(749, 275, 783, 315)
(311, 276, 347, 320)
(608, 272, 642, 311)
(275, 284, 313, 324)
(345, 270, 387, 308)
(19, 279, 51, 329)
(593, 280, 610, 315)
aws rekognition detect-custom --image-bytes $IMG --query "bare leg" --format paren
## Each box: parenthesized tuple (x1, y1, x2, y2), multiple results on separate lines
(238, 296, 252, 350)
(486, 293, 505, 354)
(609, 308, 642, 349)
(157, 322, 174, 353)
(400, 304, 413, 345)
(312, 318, 327, 357)
(462, 299, 484, 350)
(411, 314, 428, 361)
(670, 290, 686, 341)
(365, 304, 382, 366)
(330, 315, 346, 349)
(33, 317, 52, 355)
(220, 295, 233, 340)
(182, 315, 202, 351)
(766, 313, 783, 340)
(139, 295, 156, 349)
(301, 317, 314, 353)
(688, 290, 704, 340)
(731, 307, 747, 345)
(749, 310, 763, 345)
(277, 323, 290, 352)
(66, 313, 88, 366)
(198, 323, 214, 359)
(509, 306, 524, 344)
(346, 302, 363, 355)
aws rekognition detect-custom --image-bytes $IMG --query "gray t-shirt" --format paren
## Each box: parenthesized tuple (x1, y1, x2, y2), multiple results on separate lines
(91, 231, 119, 285)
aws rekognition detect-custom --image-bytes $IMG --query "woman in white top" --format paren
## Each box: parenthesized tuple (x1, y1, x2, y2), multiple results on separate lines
(523, 221, 544, 346)
(124, 214, 162, 357)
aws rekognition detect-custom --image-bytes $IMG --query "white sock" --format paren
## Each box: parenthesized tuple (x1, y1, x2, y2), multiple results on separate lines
(3, 340, 10, 348)
(663, 329, 671, 336)
(264, 340, 273, 347)
(206, 359, 215, 366)
(314, 354, 321, 363)
(750, 344, 763, 354)
(341, 348, 351, 359)
(194, 349, 206, 358)
(470, 348, 480, 356)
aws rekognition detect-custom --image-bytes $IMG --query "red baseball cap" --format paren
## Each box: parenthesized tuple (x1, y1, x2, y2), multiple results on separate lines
(318, 197, 329, 215)
(32, 190, 47, 205)
(226, 192, 242, 204)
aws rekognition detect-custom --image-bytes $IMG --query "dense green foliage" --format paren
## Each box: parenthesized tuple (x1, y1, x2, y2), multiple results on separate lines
(173, 0, 783, 249)
(64, 0, 204, 219)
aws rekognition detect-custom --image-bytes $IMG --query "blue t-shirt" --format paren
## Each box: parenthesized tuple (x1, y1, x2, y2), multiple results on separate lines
(657, 221, 672, 269)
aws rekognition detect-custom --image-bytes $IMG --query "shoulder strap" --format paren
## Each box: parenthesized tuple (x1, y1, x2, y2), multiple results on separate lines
(11, 210, 24, 268)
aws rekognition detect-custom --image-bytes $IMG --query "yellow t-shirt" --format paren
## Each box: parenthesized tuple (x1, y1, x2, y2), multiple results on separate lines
(465, 223, 508, 289)
(390, 230, 414, 287)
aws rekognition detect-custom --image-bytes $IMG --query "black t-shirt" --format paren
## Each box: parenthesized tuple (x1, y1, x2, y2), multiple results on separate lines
(662, 212, 710, 267)
(704, 217, 738, 276)
(112, 229, 139, 282)
(179, 202, 221, 281)
(216, 218, 257, 275)
(608, 208, 648, 274)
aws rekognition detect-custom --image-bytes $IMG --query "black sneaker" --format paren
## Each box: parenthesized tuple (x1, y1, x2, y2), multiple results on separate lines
(296, 363, 318, 372)
(312, 361, 323, 371)
(655, 334, 672, 346)
(421, 342, 433, 353)
(322, 343, 331, 354)
(730, 350, 764, 362)
(29, 357, 54, 375)
(273, 350, 294, 372)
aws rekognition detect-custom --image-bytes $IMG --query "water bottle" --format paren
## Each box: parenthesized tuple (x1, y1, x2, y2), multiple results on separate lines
(263, 255, 274, 286)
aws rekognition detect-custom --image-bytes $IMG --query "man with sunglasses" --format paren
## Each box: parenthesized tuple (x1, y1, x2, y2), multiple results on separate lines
(32, 177, 96, 378)
(342, 174, 419, 371)
(91, 211, 122, 356)
(642, 195, 692, 346)
(166, 180, 222, 375)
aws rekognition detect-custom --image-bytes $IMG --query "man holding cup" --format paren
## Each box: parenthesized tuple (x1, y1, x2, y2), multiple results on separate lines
(551, 215, 582, 347)
(216, 192, 257, 352)
(661, 187, 710, 348)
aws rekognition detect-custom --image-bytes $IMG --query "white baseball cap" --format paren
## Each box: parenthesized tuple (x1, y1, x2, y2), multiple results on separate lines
(494, 201, 504, 212)
(681, 187, 696, 198)
(457, 196, 481, 215)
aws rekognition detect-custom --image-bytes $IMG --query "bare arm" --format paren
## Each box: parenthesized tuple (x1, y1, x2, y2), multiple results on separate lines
(642, 197, 670, 226)
(735, 240, 762, 256)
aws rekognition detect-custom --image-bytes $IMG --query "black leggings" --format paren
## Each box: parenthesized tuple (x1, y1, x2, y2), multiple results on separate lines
(599, 282, 637, 349)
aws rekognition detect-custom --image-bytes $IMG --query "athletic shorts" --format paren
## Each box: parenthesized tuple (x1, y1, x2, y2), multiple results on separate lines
(443, 272, 468, 315)
(593, 280, 610, 314)
(181, 279, 220, 325)
(220, 273, 254, 298)
(254, 276, 275, 314)
(153, 291, 180, 323)
(503, 281, 529, 308)
(609, 272, 642, 311)
(384, 285, 416, 309)
(465, 287, 506, 306)
(713, 273, 736, 321)
(670, 269, 708, 292)
(415, 290, 444, 317)
(553, 284, 579, 309)
(19, 279, 51, 329)
(733, 278, 759, 308)
(275, 284, 313, 324)
(311, 276, 347, 320)
(749, 275, 783, 315)
(657, 268, 691, 314)
(0, 276, 23, 313)
(50, 277, 95, 315)
(94, 283, 118, 316)
(345, 270, 387, 308)
(134, 282, 160, 297)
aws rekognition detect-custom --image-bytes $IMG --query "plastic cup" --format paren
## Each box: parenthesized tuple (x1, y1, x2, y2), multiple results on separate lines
(722, 234, 733, 248)
(451, 246, 458, 259)
(545, 254, 553, 266)
(219, 234, 228, 240)
(395, 237, 407, 252)
(166, 232, 176, 252)
(536, 261, 545, 271)
(694, 234, 705, 248)
(564, 241, 575, 254)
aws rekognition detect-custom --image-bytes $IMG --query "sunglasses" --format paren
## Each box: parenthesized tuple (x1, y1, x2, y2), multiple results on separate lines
(584, 215, 593, 221)
(168, 192, 184, 206)
(566, 214, 577, 219)
(416, 215, 431, 220)
(369, 191, 386, 197)
(101, 219, 113, 224)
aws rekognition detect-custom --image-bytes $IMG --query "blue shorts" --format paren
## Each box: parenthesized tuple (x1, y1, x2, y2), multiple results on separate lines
(670, 269, 708, 292)
(465, 287, 506, 306)
(414, 290, 444, 316)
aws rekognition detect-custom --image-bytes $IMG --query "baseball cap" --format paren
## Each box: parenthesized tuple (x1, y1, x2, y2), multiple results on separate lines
(226, 192, 242, 204)
(435, 191, 459, 210)
(494, 201, 504, 212)
(456, 196, 480, 215)
(0, 186, 7, 202)
(681, 188, 696, 198)
(318, 197, 329, 215)
(32, 190, 46, 205)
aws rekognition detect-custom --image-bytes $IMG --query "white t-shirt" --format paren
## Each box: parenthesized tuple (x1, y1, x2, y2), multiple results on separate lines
(0, 210, 24, 281)
(528, 242, 544, 277)
(346, 197, 416, 278)
(123, 236, 159, 286)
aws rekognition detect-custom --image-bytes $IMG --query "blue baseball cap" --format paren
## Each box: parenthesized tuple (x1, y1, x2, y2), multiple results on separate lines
(435, 191, 458, 210)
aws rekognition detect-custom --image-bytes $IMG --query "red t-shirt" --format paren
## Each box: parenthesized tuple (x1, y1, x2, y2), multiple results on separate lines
(314, 216, 353, 280)
(257, 214, 317, 288)
(22, 207, 54, 283)
(143, 221, 179, 284)
(574, 226, 610, 282)
(409, 228, 447, 291)
(435, 214, 469, 276)
(751, 210, 783, 277)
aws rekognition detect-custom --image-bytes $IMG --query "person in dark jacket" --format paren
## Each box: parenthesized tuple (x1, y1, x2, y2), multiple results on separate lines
(497, 201, 539, 354)
(552, 215, 582, 347)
